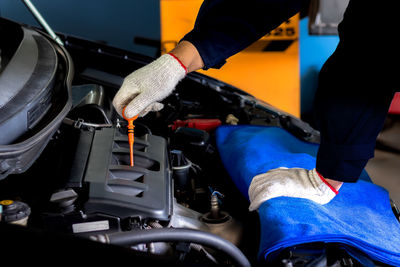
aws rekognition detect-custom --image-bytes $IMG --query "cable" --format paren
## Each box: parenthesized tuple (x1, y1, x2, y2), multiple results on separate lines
(62, 118, 112, 129)
(90, 228, 251, 267)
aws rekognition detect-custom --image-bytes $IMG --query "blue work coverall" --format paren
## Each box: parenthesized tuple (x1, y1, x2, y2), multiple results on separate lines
(182, 0, 398, 182)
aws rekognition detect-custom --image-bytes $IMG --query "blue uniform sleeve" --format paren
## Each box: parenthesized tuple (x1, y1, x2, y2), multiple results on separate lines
(181, 0, 303, 69)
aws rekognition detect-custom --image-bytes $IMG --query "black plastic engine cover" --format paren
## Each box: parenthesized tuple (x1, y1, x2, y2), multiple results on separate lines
(83, 128, 173, 221)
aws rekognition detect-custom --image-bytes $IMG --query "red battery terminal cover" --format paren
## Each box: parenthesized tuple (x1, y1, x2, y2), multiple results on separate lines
(171, 119, 222, 132)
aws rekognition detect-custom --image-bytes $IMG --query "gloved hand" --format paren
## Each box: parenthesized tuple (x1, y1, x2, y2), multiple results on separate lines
(112, 53, 187, 118)
(248, 168, 338, 211)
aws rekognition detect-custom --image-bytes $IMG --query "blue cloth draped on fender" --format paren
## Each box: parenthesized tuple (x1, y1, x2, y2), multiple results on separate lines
(215, 125, 400, 265)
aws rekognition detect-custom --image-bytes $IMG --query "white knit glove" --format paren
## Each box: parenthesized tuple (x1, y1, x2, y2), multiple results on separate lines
(112, 53, 187, 118)
(248, 168, 338, 211)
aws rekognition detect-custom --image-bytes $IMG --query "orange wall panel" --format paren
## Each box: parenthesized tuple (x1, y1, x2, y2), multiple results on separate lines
(161, 0, 300, 117)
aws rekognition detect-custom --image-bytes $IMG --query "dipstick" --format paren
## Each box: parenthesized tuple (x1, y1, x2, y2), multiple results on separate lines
(122, 107, 138, 167)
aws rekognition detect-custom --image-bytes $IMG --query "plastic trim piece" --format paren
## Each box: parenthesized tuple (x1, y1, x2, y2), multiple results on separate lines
(0, 18, 73, 179)
(84, 128, 173, 221)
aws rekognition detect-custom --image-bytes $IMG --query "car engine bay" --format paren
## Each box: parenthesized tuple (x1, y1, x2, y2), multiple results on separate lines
(2, 17, 391, 267)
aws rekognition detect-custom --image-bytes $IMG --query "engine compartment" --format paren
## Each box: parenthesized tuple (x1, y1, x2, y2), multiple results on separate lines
(0, 78, 261, 266)
(3, 19, 369, 267)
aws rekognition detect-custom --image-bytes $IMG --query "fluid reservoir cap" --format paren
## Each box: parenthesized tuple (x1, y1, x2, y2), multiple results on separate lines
(0, 200, 31, 223)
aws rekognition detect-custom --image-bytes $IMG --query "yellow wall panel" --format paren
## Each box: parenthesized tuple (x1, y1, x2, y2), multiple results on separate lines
(161, 0, 300, 117)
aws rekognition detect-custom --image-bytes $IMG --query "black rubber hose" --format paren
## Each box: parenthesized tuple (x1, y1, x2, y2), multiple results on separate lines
(95, 228, 251, 267)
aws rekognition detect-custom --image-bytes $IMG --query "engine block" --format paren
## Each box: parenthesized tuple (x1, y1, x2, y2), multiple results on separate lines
(83, 127, 172, 221)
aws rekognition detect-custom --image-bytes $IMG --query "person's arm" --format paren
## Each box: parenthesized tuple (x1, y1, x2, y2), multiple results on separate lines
(181, 0, 303, 69)
(113, 0, 305, 117)
(169, 41, 204, 73)
(169, 0, 306, 72)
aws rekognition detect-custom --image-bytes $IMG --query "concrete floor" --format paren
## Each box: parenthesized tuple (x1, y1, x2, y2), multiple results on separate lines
(366, 117, 400, 206)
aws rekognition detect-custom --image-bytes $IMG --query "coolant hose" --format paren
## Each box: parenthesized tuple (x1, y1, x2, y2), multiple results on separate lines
(90, 228, 251, 267)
